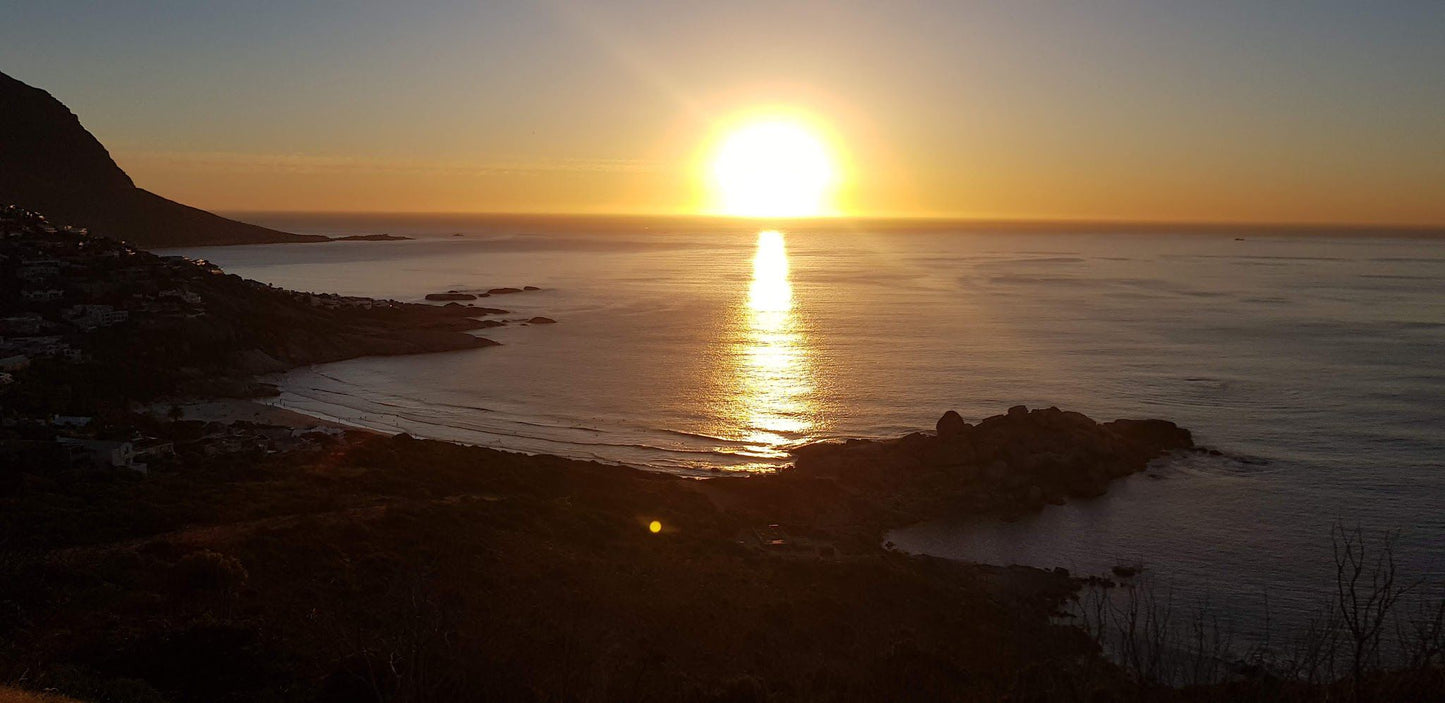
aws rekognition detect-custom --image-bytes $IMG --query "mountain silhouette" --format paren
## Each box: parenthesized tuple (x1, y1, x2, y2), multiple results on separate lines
(0, 71, 322, 247)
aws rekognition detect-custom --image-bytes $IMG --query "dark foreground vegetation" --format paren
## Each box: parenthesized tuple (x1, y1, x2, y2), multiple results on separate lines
(3, 425, 1444, 702)
(0, 430, 1094, 702)
(1072, 525, 1445, 702)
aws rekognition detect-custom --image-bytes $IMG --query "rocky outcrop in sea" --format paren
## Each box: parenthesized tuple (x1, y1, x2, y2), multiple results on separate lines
(789, 405, 1192, 521)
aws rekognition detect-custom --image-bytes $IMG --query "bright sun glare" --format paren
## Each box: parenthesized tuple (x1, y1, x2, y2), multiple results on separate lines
(710, 119, 838, 218)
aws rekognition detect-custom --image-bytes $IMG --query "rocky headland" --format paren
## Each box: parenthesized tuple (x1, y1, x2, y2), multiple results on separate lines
(692, 406, 1193, 548)
(796, 406, 1191, 518)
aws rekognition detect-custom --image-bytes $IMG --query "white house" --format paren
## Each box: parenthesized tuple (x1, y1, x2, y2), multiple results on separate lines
(57, 438, 147, 474)
(11, 337, 64, 356)
(21, 289, 65, 302)
(18, 261, 61, 281)
(64, 304, 129, 329)
(0, 314, 45, 335)
(0, 355, 31, 372)
(159, 288, 203, 305)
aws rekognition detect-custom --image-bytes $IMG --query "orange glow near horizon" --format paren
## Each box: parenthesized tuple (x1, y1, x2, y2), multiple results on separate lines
(100, 98, 1445, 227)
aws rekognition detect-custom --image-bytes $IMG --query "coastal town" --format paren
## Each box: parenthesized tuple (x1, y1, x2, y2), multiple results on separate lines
(0, 203, 512, 479)
(1, 202, 458, 369)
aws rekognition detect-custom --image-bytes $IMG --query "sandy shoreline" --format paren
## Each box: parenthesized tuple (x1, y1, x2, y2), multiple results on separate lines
(157, 398, 386, 434)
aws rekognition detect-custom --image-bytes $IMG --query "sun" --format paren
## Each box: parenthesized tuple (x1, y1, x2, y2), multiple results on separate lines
(708, 118, 839, 218)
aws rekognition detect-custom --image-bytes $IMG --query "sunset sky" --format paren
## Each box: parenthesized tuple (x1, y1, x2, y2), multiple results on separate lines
(3, 1, 1442, 224)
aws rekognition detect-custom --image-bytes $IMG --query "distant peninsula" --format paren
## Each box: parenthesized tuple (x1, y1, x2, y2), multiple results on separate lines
(0, 71, 322, 248)
(329, 233, 413, 241)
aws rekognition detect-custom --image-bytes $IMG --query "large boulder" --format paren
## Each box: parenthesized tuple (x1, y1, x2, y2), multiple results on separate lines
(936, 410, 969, 438)
(1103, 418, 1193, 454)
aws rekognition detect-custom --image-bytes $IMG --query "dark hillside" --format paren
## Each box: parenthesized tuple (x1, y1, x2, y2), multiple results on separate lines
(0, 71, 321, 247)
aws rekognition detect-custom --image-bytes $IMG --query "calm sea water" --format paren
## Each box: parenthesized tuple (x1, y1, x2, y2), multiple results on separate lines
(168, 214, 1445, 632)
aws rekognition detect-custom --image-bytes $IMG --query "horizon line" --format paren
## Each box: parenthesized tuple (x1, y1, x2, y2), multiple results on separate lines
(217, 210, 1445, 233)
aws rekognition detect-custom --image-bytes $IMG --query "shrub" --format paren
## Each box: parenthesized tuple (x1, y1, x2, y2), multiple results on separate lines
(169, 550, 247, 594)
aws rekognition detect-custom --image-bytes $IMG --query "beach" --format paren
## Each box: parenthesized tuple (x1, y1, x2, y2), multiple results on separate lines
(156, 398, 365, 431)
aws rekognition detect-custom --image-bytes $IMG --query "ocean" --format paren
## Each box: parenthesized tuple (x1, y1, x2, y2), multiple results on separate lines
(166, 213, 1445, 635)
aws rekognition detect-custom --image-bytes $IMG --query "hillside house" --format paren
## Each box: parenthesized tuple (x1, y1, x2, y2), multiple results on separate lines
(64, 304, 129, 329)
(0, 314, 46, 335)
(57, 438, 147, 474)
(21, 288, 64, 302)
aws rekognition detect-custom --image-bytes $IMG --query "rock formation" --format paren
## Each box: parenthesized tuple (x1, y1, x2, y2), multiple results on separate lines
(787, 405, 1192, 522)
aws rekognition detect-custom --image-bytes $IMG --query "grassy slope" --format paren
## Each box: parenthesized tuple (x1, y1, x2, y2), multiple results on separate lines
(0, 434, 1092, 702)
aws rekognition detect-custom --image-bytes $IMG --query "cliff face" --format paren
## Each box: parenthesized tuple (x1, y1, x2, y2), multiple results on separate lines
(0, 71, 323, 247)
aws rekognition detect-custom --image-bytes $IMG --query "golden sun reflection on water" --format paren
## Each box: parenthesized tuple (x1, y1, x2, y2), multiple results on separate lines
(731, 230, 815, 453)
